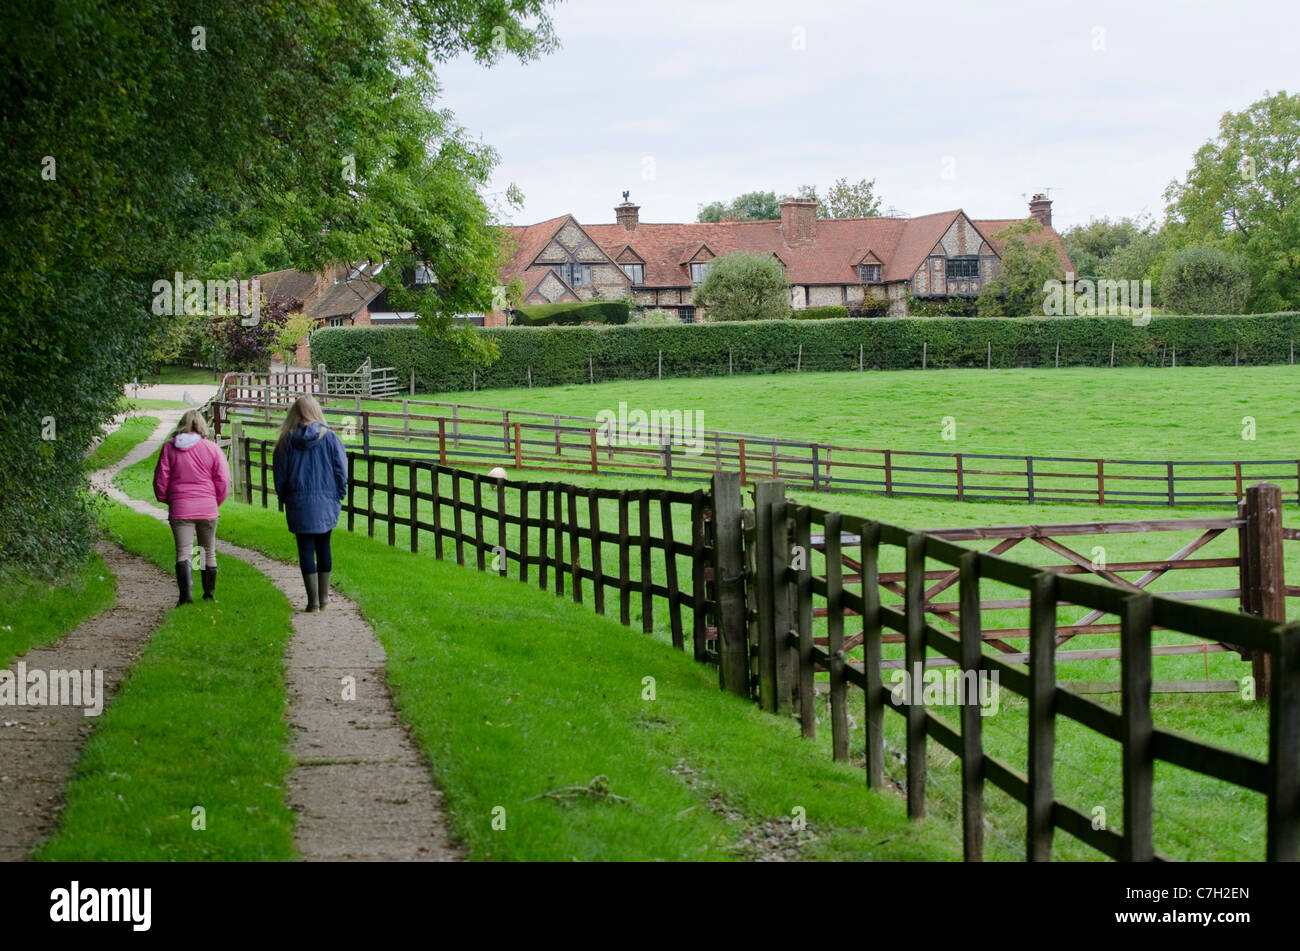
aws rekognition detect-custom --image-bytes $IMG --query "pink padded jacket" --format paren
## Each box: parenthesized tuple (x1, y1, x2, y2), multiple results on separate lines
(153, 432, 231, 521)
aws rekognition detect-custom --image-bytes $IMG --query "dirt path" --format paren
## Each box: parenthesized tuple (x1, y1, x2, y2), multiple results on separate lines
(0, 542, 173, 861)
(96, 415, 461, 861)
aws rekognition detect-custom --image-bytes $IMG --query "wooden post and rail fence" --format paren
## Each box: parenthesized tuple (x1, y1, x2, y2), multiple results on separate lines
(228, 422, 1299, 862)
(212, 376, 1300, 509)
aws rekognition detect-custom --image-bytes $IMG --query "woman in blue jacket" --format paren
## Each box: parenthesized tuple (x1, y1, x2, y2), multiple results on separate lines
(273, 395, 348, 612)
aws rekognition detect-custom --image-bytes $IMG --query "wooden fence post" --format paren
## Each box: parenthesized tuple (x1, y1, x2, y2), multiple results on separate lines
(825, 511, 848, 761)
(861, 522, 884, 790)
(904, 533, 927, 819)
(229, 421, 244, 499)
(1120, 591, 1155, 861)
(795, 505, 814, 739)
(1241, 482, 1284, 700)
(1027, 570, 1058, 860)
(958, 550, 984, 861)
(712, 472, 749, 699)
(753, 480, 781, 712)
(1267, 621, 1300, 861)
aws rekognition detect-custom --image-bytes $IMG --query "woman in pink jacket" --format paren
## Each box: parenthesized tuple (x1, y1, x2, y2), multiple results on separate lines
(153, 410, 231, 605)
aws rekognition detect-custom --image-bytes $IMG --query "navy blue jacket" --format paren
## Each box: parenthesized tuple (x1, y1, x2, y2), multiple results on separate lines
(272, 422, 348, 535)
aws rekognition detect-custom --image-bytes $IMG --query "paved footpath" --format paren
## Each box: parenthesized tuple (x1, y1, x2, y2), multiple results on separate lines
(92, 414, 461, 860)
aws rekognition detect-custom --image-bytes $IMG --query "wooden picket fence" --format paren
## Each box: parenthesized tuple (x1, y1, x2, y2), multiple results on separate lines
(214, 379, 1300, 508)
(229, 427, 1300, 862)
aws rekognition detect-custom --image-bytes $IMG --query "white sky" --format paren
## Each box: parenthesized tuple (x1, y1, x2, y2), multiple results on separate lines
(436, 0, 1298, 231)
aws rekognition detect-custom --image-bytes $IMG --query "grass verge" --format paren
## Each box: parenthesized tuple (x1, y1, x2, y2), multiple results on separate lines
(88, 415, 160, 471)
(0, 553, 116, 668)
(33, 502, 297, 861)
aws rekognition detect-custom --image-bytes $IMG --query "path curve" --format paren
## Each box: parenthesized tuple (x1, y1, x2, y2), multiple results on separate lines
(95, 414, 461, 861)
(0, 543, 173, 861)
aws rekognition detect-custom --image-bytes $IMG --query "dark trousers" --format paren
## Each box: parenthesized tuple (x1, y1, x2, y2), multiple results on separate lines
(295, 531, 333, 574)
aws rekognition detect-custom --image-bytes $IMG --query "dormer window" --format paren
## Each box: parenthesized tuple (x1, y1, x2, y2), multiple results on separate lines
(621, 263, 644, 284)
(946, 257, 979, 279)
(858, 263, 882, 283)
(690, 262, 710, 284)
(414, 264, 435, 285)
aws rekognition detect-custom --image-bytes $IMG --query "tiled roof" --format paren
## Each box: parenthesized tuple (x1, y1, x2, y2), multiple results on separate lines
(301, 278, 383, 320)
(501, 209, 1074, 289)
(257, 267, 318, 304)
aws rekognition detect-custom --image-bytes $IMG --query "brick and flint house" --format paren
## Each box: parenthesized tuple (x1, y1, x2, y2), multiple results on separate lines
(497, 193, 1073, 322)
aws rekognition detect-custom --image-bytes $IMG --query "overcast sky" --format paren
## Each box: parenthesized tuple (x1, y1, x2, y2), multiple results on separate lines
(437, 0, 1297, 231)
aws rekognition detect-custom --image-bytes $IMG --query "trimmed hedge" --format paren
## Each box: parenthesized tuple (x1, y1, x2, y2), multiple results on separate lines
(310, 312, 1300, 393)
(792, 306, 849, 320)
(512, 300, 630, 326)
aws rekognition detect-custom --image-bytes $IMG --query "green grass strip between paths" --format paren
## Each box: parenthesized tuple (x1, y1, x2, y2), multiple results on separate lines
(34, 502, 297, 861)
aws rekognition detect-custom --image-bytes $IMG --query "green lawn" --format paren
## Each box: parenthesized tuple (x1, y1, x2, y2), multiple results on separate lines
(34, 503, 297, 861)
(136, 365, 220, 386)
(88, 415, 159, 471)
(395, 365, 1300, 461)
(118, 397, 191, 412)
(0, 552, 116, 668)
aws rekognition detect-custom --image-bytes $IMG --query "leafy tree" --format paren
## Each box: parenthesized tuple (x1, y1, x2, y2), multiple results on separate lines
(273, 311, 320, 366)
(697, 191, 782, 222)
(801, 177, 883, 219)
(1061, 217, 1165, 279)
(1158, 245, 1252, 314)
(976, 221, 1064, 317)
(1163, 90, 1300, 311)
(694, 253, 791, 322)
(0, 0, 557, 578)
(699, 179, 886, 222)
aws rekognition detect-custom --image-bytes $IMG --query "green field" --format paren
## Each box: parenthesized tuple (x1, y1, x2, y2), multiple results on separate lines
(402, 365, 1300, 461)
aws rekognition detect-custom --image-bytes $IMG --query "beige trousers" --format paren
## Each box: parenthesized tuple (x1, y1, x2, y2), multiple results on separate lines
(170, 518, 219, 569)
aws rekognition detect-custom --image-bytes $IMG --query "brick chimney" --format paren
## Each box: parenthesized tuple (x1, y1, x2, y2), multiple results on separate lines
(615, 194, 639, 231)
(780, 196, 818, 245)
(1029, 193, 1052, 228)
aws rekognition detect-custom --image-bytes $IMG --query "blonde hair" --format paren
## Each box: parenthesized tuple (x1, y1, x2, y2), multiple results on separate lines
(277, 395, 328, 448)
(171, 409, 208, 439)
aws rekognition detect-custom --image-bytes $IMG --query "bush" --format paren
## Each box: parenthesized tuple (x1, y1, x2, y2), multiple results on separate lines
(310, 312, 1300, 392)
(792, 306, 849, 320)
(694, 252, 791, 321)
(512, 300, 630, 326)
(1159, 245, 1252, 315)
(906, 294, 980, 318)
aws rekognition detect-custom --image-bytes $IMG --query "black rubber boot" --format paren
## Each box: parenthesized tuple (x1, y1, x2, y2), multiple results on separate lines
(302, 571, 319, 612)
(201, 567, 217, 601)
(175, 561, 193, 606)
(316, 571, 330, 610)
